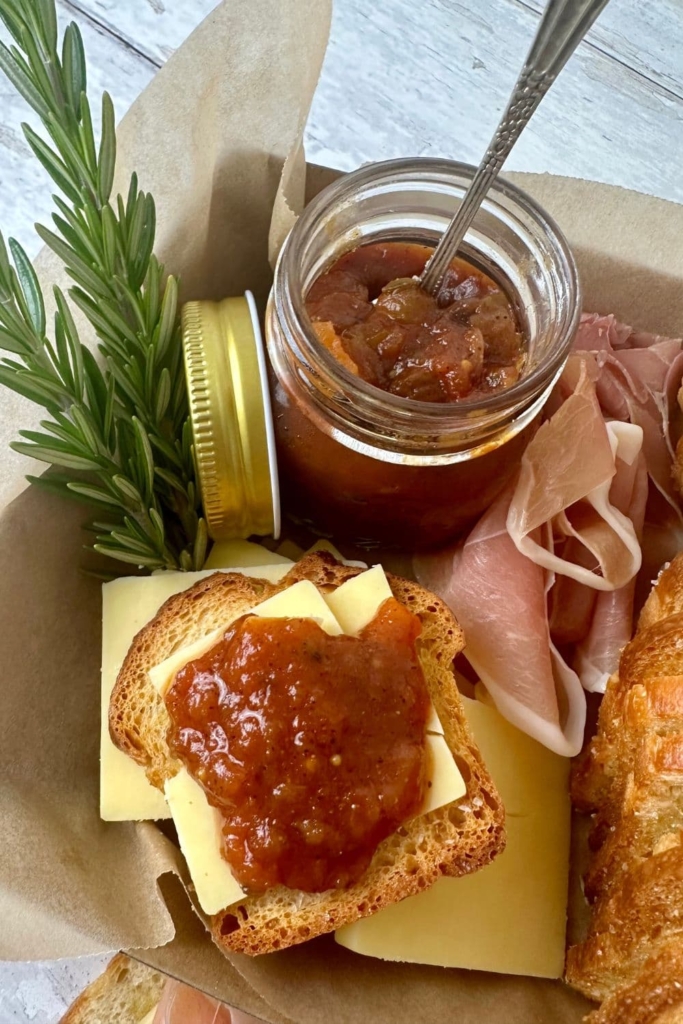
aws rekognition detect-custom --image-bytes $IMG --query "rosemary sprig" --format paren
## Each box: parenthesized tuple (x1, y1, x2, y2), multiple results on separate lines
(0, 0, 207, 571)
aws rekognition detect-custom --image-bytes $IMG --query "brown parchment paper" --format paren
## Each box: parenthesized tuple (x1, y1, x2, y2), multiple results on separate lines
(1, 0, 683, 1020)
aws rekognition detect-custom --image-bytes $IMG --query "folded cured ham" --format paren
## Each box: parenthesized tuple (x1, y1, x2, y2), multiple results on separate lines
(416, 314, 683, 756)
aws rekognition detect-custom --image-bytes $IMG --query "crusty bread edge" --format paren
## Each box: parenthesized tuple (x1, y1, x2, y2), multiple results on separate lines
(58, 953, 165, 1024)
(109, 552, 506, 955)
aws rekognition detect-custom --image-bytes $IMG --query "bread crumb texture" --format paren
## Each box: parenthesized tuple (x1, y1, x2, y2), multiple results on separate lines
(109, 552, 505, 954)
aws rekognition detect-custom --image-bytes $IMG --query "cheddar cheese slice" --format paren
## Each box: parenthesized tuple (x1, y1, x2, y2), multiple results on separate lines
(165, 767, 244, 913)
(153, 566, 465, 917)
(100, 563, 291, 821)
(335, 695, 571, 978)
(325, 563, 391, 635)
(204, 539, 293, 569)
(149, 579, 343, 697)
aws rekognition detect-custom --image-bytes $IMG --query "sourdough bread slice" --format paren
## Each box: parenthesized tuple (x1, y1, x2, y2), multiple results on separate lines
(59, 954, 165, 1024)
(585, 939, 683, 1024)
(565, 842, 683, 1002)
(109, 552, 505, 955)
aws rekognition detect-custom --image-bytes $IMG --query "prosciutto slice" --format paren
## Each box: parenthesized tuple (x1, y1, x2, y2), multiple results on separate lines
(416, 313, 683, 755)
(416, 486, 587, 757)
(153, 979, 257, 1023)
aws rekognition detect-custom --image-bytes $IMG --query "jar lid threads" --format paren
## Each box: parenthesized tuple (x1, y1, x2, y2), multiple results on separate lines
(182, 294, 280, 541)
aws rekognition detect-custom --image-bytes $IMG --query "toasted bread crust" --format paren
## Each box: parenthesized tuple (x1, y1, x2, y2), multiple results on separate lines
(567, 553, 683, 1011)
(59, 953, 165, 1024)
(109, 552, 505, 955)
(585, 940, 683, 1024)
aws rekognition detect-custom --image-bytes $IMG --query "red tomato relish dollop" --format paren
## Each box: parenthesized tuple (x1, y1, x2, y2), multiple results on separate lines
(165, 597, 430, 894)
(305, 241, 525, 402)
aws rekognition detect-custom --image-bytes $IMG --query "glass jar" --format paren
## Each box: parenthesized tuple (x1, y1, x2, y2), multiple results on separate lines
(265, 158, 580, 549)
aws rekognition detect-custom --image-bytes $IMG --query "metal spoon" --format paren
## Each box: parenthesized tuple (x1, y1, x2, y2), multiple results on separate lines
(420, 0, 611, 296)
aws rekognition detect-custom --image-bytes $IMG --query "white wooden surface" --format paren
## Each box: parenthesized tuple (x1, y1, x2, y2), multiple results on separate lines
(0, 0, 682, 1020)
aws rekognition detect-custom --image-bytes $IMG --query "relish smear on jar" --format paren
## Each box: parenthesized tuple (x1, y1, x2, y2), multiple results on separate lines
(306, 241, 525, 403)
(165, 597, 430, 894)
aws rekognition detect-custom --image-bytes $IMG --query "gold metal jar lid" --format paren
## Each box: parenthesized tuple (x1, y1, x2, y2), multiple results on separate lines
(182, 293, 280, 541)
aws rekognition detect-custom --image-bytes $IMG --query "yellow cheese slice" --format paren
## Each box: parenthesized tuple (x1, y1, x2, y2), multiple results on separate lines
(425, 703, 444, 735)
(100, 564, 291, 822)
(149, 579, 344, 697)
(276, 539, 305, 561)
(252, 579, 343, 635)
(138, 1006, 159, 1024)
(423, 733, 466, 812)
(156, 569, 465, 917)
(335, 695, 571, 978)
(325, 564, 392, 635)
(205, 539, 293, 569)
(164, 768, 244, 914)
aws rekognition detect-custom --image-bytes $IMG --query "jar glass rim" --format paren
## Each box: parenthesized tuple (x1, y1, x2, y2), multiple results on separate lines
(275, 156, 581, 424)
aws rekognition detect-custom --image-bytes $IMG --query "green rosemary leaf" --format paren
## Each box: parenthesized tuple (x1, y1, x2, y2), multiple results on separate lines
(97, 91, 116, 206)
(126, 192, 155, 286)
(156, 275, 178, 365)
(106, 355, 145, 408)
(78, 92, 97, 179)
(51, 210, 102, 270)
(38, 416, 81, 445)
(100, 204, 118, 277)
(111, 274, 147, 337)
(22, 123, 81, 204)
(35, 224, 108, 296)
(25, 472, 75, 502)
(53, 312, 74, 391)
(0, 365, 59, 408)
(61, 23, 85, 117)
(8, 238, 46, 336)
(108, 529, 157, 557)
(26, 475, 117, 514)
(70, 286, 139, 349)
(90, 519, 125, 533)
(79, 347, 106, 421)
(11, 439, 104, 472)
(155, 367, 172, 421)
(18, 23, 57, 111)
(69, 404, 104, 456)
(125, 173, 139, 231)
(148, 506, 165, 547)
(149, 432, 184, 470)
(111, 473, 145, 508)
(45, 113, 96, 196)
(0, 3, 204, 573)
(0, 3, 24, 42)
(65, 481, 120, 507)
(0, 229, 12, 294)
(53, 287, 84, 398)
(132, 415, 155, 499)
(129, 199, 156, 290)
(0, 325, 31, 354)
(154, 464, 187, 493)
(92, 544, 164, 569)
(0, 38, 50, 118)
(37, 0, 58, 59)
(80, 566, 122, 583)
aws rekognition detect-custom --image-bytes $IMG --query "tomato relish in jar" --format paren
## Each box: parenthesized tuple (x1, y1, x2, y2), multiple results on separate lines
(306, 242, 525, 403)
(265, 158, 580, 549)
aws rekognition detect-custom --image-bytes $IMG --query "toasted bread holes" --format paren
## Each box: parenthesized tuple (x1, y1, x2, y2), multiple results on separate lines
(111, 552, 505, 956)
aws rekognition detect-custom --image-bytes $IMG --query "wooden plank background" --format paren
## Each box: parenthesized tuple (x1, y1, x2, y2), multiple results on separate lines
(0, 0, 682, 1020)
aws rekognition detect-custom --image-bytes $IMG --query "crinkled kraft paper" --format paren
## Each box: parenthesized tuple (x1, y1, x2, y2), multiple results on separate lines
(1, 1, 682, 1021)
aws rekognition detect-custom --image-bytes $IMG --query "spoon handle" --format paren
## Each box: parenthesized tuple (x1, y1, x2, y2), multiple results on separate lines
(420, 0, 611, 296)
